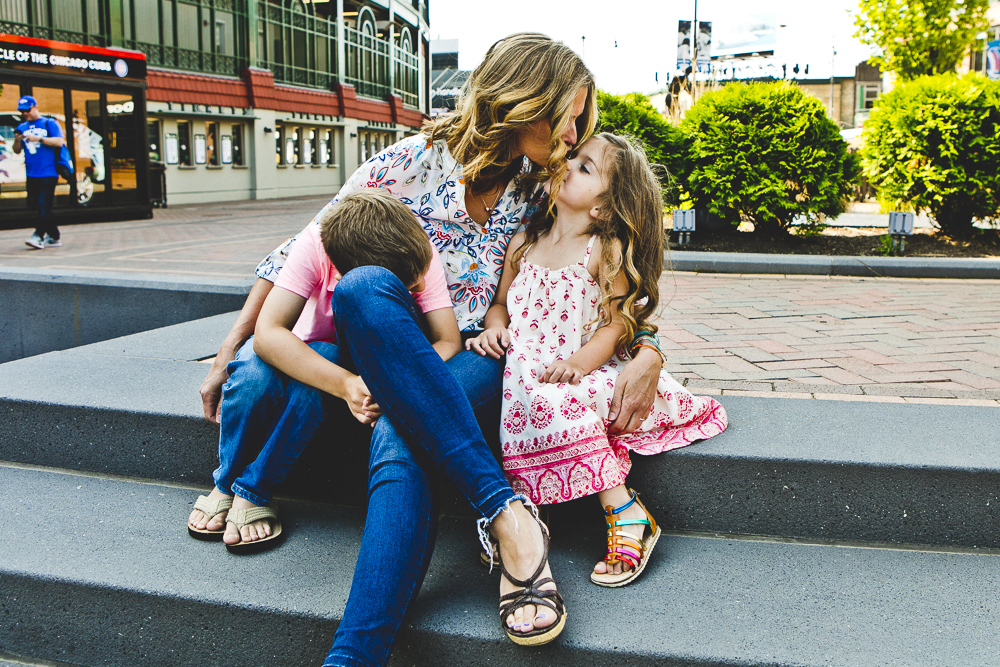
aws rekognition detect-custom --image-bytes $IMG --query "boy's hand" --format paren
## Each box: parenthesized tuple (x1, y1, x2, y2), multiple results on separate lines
(541, 359, 586, 385)
(343, 375, 381, 425)
(465, 326, 510, 359)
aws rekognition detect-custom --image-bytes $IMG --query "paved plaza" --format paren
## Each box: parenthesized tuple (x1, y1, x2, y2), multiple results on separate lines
(2, 195, 998, 406)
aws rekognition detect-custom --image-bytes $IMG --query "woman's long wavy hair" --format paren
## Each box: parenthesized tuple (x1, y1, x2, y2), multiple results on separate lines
(422, 33, 597, 205)
(514, 133, 664, 350)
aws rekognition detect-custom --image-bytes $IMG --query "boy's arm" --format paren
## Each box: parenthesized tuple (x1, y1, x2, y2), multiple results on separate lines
(254, 286, 378, 423)
(424, 307, 463, 362)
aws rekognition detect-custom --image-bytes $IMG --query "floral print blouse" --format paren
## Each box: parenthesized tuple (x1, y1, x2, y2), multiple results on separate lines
(255, 133, 544, 332)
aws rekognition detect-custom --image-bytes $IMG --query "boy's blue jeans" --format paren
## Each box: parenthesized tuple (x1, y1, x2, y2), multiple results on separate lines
(324, 266, 518, 667)
(213, 338, 345, 504)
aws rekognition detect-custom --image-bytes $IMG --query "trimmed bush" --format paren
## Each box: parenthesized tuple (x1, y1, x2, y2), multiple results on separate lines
(595, 90, 689, 204)
(861, 74, 1000, 237)
(680, 81, 858, 235)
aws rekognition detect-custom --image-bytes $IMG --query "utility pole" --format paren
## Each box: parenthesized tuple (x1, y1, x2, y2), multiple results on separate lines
(829, 44, 837, 121)
(691, 0, 699, 102)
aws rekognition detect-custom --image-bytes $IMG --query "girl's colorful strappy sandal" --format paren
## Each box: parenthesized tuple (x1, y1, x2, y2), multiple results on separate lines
(498, 516, 567, 646)
(591, 489, 661, 588)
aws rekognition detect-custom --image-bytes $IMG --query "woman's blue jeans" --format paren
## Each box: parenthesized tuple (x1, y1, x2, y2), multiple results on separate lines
(213, 337, 344, 505)
(324, 266, 517, 667)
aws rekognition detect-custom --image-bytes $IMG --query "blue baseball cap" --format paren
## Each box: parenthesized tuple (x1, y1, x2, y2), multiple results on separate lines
(17, 95, 37, 111)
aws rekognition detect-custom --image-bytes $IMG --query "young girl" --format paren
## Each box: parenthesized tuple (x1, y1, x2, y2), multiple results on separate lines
(467, 133, 728, 587)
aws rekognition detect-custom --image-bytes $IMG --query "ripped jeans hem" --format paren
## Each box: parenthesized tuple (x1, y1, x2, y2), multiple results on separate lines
(475, 493, 537, 571)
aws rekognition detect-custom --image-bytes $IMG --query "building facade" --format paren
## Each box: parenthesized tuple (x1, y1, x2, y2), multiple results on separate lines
(1, 0, 429, 224)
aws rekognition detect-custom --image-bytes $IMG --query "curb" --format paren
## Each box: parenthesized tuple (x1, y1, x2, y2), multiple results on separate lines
(667, 251, 1000, 279)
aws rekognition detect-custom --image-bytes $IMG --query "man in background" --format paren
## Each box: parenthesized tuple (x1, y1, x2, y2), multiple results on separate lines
(14, 95, 64, 249)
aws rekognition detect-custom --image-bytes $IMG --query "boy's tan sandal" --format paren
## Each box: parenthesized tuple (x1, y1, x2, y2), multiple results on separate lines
(187, 494, 233, 541)
(225, 506, 283, 552)
(590, 489, 661, 588)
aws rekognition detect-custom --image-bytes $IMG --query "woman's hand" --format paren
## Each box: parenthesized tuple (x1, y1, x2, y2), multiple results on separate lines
(342, 374, 382, 425)
(608, 347, 661, 435)
(541, 359, 586, 385)
(465, 325, 510, 359)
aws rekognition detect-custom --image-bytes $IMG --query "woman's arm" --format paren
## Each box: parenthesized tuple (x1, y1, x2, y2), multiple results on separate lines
(254, 286, 380, 424)
(199, 277, 274, 423)
(424, 307, 463, 362)
(607, 346, 662, 435)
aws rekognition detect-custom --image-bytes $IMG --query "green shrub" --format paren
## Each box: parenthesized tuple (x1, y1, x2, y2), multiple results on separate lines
(595, 90, 689, 204)
(861, 74, 1000, 237)
(680, 81, 858, 235)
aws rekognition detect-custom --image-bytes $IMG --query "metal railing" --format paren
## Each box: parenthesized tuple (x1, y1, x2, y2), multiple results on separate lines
(344, 24, 390, 100)
(392, 43, 419, 107)
(126, 40, 244, 76)
(257, 0, 337, 88)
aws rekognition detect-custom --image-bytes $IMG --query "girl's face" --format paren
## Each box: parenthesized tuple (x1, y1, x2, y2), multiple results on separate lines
(516, 86, 589, 166)
(547, 136, 609, 217)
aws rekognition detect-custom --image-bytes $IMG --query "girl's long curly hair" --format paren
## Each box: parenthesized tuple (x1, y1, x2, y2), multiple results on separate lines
(514, 133, 664, 350)
(422, 33, 597, 206)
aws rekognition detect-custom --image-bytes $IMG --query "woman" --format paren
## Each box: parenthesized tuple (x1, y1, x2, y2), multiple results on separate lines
(195, 33, 666, 664)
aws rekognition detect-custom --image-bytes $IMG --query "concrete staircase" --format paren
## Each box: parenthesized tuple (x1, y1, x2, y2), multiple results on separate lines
(2, 313, 999, 666)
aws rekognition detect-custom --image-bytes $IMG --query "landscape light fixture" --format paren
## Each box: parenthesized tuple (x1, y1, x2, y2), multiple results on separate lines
(672, 209, 696, 246)
(887, 211, 914, 253)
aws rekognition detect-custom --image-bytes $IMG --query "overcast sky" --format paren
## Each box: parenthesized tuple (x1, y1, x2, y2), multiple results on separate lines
(428, 0, 875, 95)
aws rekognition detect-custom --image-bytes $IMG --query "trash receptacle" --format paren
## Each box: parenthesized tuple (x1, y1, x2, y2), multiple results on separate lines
(149, 161, 167, 208)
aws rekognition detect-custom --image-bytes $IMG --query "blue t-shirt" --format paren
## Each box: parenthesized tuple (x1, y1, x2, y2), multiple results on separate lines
(17, 117, 63, 179)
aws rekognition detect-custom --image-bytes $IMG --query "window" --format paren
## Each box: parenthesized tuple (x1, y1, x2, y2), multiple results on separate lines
(148, 120, 162, 162)
(306, 128, 317, 165)
(324, 128, 337, 166)
(858, 84, 880, 111)
(207, 122, 219, 166)
(275, 126, 284, 166)
(177, 121, 192, 166)
(231, 124, 245, 166)
(282, 126, 301, 165)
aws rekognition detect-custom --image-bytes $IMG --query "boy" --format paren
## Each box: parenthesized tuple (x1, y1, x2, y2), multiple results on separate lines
(188, 188, 461, 550)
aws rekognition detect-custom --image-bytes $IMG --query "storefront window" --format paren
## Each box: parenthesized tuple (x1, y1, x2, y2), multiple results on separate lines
(72, 89, 107, 207)
(178, 121, 192, 166)
(231, 124, 244, 166)
(206, 122, 219, 166)
(106, 92, 139, 204)
(307, 128, 317, 165)
(0, 83, 27, 206)
(325, 128, 337, 167)
(286, 126, 300, 165)
(275, 126, 283, 166)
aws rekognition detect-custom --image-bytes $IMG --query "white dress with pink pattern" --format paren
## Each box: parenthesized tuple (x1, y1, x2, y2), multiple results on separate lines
(499, 237, 728, 505)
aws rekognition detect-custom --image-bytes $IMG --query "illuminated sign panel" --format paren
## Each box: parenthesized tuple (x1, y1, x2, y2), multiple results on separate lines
(0, 34, 146, 80)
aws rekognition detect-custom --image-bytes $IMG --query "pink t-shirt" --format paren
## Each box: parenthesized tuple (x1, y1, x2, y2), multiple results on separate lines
(273, 224, 453, 343)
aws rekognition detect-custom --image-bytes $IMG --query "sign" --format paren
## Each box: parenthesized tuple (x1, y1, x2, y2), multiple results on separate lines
(677, 21, 712, 73)
(987, 41, 1000, 82)
(165, 134, 178, 164)
(0, 34, 146, 80)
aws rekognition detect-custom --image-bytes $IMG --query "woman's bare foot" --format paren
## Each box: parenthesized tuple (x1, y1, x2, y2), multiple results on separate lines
(224, 495, 275, 546)
(593, 487, 648, 576)
(188, 487, 232, 532)
(492, 501, 560, 635)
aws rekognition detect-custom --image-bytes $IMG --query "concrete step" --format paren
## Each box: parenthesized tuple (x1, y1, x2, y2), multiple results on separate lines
(0, 268, 251, 363)
(3, 463, 999, 667)
(1, 314, 999, 550)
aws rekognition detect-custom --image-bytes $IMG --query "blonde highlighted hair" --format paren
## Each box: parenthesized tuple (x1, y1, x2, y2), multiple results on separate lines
(422, 33, 597, 203)
(515, 133, 664, 350)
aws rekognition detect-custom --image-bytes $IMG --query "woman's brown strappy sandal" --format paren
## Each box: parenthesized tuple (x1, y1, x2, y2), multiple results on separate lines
(497, 518, 567, 646)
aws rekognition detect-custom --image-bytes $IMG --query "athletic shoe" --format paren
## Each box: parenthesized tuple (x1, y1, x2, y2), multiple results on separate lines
(42, 235, 62, 248)
(25, 233, 44, 249)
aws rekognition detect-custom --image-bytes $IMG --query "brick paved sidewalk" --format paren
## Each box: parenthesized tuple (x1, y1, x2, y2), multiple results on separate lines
(656, 272, 1000, 407)
(2, 197, 998, 406)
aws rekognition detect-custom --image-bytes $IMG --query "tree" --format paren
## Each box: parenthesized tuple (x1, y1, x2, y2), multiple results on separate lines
(854, 0, 991, 80)
(861, 74, 1000, 237)
(680, 81, 858, 236)
(595, 90, 690, 204)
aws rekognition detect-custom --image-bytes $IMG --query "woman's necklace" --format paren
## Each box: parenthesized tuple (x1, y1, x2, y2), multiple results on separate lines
(477, 183, 504, 217)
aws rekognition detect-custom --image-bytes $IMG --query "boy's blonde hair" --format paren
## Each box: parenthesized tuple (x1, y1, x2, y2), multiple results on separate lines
(422, 32, 597, 208)
(320, 188, 433, 287)
(515, 133, 664, 350)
